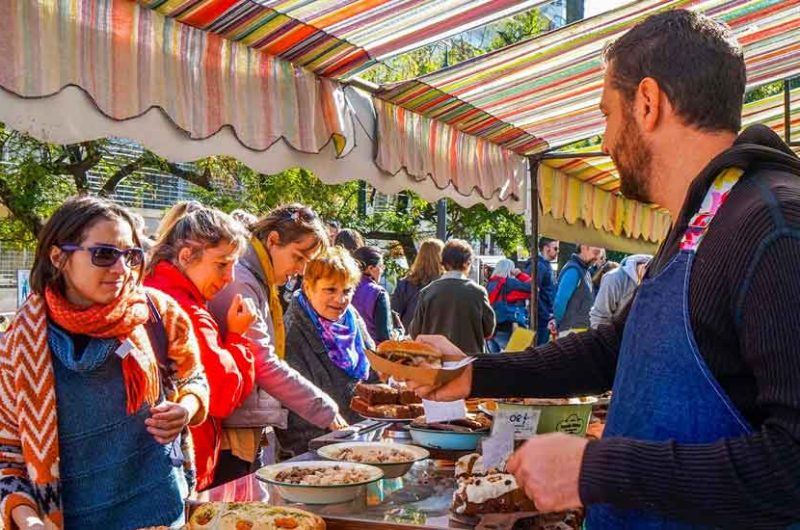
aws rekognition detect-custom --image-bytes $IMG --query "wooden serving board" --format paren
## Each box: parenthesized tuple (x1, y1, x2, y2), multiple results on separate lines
(450, 510, 583, 530)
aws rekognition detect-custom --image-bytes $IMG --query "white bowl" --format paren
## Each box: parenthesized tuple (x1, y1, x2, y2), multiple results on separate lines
(256, 460, 383, 504)
(317, 442, 429, 479)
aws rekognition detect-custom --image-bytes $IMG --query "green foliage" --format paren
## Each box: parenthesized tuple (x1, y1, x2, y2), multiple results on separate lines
(193, 162, 363, 226)
(446, 201, 527, 256)
(0, 123, 216, 246)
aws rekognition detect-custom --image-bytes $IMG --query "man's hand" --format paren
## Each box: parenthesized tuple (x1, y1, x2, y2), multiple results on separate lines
(12, 505, 45, 530)
(146, 401, 190, 444)
(507, 433, 588, 512)
(402, 335, 472, 402)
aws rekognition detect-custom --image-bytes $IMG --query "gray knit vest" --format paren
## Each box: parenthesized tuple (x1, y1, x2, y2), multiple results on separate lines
(560, 256, 594, 330)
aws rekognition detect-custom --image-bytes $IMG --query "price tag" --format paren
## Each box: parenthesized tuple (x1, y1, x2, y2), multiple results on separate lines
(492, 402, 541, 440)
(481, 429, 514, 471)
(422, 399, 467, 423)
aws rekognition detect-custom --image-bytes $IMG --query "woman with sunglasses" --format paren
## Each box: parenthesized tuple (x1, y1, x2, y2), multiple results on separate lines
(0, 196, 208, 530)
(145, 207, 257, 492)
(208, 204, 346, 485)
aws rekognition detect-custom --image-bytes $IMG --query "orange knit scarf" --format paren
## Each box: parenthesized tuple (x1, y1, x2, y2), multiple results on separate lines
(45, 284, 160, 414)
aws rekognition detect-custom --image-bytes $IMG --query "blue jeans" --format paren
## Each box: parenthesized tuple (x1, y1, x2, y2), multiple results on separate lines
(487, 330, 511, 353)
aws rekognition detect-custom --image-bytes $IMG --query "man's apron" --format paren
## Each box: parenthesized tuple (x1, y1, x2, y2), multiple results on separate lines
(587, 168, 756, 529)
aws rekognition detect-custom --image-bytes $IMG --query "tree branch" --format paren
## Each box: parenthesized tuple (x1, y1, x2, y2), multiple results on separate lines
(99, 158, 148, 196)
(0, 178, 44, 237)
(61, 142, 102, 193)
(165, 162, 213, 190)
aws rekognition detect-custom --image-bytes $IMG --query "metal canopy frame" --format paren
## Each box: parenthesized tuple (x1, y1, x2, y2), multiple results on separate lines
(785, 77, 800, 147)
(525, 150, 608, 335)
(525, 76, 800, 339)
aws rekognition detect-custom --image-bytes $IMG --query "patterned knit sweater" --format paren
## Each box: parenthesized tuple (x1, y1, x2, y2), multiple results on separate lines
(0, 288, 209, 529)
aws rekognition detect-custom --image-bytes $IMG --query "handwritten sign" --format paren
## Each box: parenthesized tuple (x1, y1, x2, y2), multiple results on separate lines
(492, 402, 541, 440)
(422, 399, 467, 423)
(481, 429, 515, 470)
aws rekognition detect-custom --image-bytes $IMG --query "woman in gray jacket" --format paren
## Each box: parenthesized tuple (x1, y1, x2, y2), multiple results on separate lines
(209, 204, 346, 485)
(280, 247, 379, 456)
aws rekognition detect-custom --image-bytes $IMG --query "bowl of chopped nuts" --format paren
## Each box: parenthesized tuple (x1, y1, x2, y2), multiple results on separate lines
(317, 442, 429, 479)
(256, 460, 384, 504)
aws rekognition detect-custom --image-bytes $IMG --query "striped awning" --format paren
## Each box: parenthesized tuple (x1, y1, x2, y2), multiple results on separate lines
(0, 0, 529, 212)
(544, 86, 800, 196)
(377, 0, 800, 155)
(138, 0, 548, 79)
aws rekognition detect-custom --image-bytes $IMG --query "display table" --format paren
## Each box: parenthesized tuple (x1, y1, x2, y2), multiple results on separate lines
(201, 422, 468, 529)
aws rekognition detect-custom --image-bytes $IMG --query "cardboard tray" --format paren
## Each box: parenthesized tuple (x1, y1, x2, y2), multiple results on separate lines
(365, 349, 472, 386)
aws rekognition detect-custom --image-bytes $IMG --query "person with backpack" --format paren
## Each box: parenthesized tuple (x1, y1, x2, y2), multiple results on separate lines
(0, 196, 208, 530)
(485, 258, 531, 352)
(146, 206, 257, 491)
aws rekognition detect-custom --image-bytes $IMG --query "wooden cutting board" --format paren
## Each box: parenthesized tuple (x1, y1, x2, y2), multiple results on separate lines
(450, 510, 583, 530)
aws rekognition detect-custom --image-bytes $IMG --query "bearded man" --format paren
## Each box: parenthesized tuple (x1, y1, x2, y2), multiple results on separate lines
(407, 10, 800, 528)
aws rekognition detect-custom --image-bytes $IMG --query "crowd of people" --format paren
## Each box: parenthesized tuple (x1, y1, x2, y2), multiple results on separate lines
(2, 8, 800, 529)
(0, 187, 663, 528)
(0, 194, 516, 529)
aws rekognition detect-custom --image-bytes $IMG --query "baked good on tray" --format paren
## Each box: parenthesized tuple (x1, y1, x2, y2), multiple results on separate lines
(452, 473, 536, 516)
(354, 383, 422, 405)
(350, 397, 423, 419)
(411, 413, 492, 432)
(350, 382, 423, 419)
(189, 502, 325, 530)
(354, 383, 398, 405)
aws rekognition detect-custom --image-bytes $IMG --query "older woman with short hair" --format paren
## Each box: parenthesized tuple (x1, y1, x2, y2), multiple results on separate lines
(278, 247, 378, 457)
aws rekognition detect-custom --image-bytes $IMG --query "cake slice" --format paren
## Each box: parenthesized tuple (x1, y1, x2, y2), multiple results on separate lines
(399, 388, 422, 405)
(355, 383, 399, 405)
(451, 473, 536, 515)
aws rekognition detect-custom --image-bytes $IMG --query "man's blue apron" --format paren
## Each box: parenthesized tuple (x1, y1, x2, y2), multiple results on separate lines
(587, 168, 758, 529)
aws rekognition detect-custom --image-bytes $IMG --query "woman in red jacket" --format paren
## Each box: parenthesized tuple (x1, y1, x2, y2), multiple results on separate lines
(145, 206, 257, 491)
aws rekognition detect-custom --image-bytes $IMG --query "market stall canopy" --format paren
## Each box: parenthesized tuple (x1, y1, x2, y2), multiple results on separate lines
(537, 84, 799, 251)
(0, 0, 526, 212)
(140, 0, 549, 79)
(371, 0, 800, 250)
(376, 0, 800, 155)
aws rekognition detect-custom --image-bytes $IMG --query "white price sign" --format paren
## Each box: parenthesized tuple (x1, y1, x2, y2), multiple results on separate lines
(492, 402, 541, 440)
(422, 399, 467, 423)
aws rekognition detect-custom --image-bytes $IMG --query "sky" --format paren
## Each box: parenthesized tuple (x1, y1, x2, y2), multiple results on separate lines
(585, 0, 634, 18)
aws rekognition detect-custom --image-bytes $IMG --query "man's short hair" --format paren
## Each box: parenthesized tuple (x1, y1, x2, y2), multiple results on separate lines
(604, 9, 745, 133)
(538, 237, 557, 251)
(442, 239, 474, 271)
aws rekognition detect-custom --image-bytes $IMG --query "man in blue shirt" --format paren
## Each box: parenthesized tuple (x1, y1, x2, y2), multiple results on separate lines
(553, 244, 603, 335)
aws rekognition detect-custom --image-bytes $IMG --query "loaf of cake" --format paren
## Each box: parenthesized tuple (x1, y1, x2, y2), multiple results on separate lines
(452, 453, 584, 528)
(350, 383, 423, 419)
(355, 383, 398, 405)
